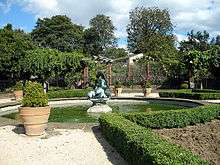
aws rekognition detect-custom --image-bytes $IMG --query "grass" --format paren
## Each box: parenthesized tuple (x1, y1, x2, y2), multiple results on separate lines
(2, 103, 186, 123)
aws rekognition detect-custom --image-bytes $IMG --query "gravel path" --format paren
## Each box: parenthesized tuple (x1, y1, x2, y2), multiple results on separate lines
(0, 125, 127, 165)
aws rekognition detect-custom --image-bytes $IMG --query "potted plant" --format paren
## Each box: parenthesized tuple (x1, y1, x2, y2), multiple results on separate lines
(114, 81, 123, 96)
(14, 81, 23, 101)
(19, 81, 50, 136)
(143, 81, 152, 97)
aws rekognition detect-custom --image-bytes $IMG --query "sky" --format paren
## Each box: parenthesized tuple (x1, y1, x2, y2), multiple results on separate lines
(0, 0, 220, 49)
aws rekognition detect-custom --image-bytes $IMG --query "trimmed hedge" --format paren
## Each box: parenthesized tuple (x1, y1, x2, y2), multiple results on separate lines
(192, 89, 220, 93)
(123, 104, 220, 129)
(159, 91, 220, 100)
(47, 89, 90, 99)
(99, 114, 208, 165)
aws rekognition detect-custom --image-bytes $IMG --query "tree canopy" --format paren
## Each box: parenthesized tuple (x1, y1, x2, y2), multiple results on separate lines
(127, 7, 173, 54)
(0, 24, 35, 80)
(31, 15, 84, 52)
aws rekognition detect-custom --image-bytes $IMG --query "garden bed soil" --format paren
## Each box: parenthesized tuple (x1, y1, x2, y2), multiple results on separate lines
(154, 119, 220, 165)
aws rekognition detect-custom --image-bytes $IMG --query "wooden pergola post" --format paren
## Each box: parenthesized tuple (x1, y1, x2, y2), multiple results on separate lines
(83, 66, 89, 87)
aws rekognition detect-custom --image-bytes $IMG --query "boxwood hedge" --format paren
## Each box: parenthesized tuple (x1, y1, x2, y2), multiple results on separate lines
(99, 114, 208, 165)
(123, 105, 220, 129)
(159, 91, 220, 100)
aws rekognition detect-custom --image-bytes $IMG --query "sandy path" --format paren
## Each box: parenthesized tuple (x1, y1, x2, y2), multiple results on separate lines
(0, 126, 127, 165)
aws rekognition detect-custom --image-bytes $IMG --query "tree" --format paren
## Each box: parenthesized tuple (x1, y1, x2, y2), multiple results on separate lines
(181, 50, 210, 89)
(179, 30, 210, 52)
(127, 7, 173, 54)
(31, 15, 84, 52)
(208, 45, 220, 77)
(89, 14, 116, 52)
(0, 24, 35, 80)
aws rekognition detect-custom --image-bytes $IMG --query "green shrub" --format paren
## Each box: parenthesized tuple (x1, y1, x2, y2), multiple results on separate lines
(47, 89, 90, 99)
(180, 83, 188, 89)
(159, 91, 220, 100)
(22, 81, 48, 107)
(123, 105, 220, 129)
(99, 114, 208, 165)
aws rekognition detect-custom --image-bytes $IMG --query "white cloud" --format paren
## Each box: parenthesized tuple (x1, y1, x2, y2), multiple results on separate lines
(2, 0, 220, 42)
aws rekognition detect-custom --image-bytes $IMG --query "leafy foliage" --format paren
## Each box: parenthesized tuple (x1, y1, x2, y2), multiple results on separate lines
(31, 15, 84, 52)
(22, 81, 48, 107)
(20, 48, 84, 81)
(99, 114, 208, 165)
(0, 24, 35, 80)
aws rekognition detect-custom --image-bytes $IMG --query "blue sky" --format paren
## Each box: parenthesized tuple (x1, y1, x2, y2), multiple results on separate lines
(0, 0, 220, 48)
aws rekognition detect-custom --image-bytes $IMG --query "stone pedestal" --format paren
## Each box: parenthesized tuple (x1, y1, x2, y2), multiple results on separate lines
(87, 103, 112, 113)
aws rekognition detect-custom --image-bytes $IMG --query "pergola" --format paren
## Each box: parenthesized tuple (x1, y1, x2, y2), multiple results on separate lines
(82, 53, 152, 87)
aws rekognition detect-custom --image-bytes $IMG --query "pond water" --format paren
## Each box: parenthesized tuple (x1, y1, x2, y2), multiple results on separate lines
(3, 102, 186, 123)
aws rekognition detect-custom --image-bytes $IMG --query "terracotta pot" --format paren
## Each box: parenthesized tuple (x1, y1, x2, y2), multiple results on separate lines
(114, 87, 123, 96)
(19, 106, 51, 136)
(144, 88, 152, 97)
(14, 90, 23, 101)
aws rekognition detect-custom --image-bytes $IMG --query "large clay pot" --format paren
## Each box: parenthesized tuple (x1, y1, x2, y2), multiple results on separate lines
(19, 106, 51, 136)
(114, 87, 123, 96)
(144, 88, 152, 97)
(14, 90, 23, 101)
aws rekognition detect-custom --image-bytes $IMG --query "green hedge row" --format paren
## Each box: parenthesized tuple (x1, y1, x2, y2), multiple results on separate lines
(47, 89, 90, 99)
(99, 114, 208, 165)
(192, 89, 220, 93)
(123, 104, 220, 129)
(159, 91, 220, 100)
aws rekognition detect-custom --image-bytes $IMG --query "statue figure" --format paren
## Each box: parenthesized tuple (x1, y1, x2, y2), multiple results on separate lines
(88, 71, 111, 100)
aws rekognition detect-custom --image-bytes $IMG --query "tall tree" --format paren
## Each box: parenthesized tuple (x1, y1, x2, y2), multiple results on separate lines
(31, 15, 84, 52)
(0, 24, 35, 80)
(127, 7, 173, 54)
(89, 14, 116, 52)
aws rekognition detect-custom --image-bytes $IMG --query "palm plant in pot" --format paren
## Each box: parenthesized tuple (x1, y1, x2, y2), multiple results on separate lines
(143, 80, 152, 97)
(19, 81, 50, 136)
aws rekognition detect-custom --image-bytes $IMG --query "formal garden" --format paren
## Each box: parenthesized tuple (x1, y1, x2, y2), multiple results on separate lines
(0, 4, 220, 165)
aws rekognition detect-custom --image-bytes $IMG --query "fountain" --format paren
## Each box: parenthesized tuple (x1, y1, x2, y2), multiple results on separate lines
(87, 71, 112, 113)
